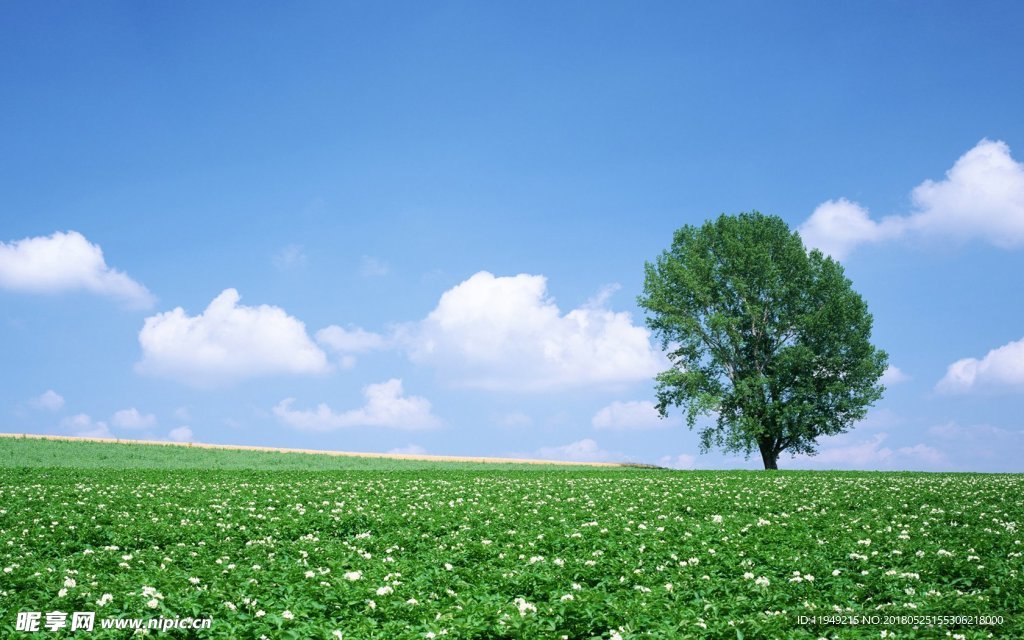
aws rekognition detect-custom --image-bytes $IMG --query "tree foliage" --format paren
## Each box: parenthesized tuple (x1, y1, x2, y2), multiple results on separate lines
(638, 212, 887, 469)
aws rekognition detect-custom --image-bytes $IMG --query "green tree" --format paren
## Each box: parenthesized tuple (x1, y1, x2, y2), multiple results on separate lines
(638, 212, 887, 469)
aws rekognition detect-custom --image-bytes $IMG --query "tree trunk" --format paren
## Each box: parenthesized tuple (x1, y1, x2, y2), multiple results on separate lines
(758, 438, 779, 470)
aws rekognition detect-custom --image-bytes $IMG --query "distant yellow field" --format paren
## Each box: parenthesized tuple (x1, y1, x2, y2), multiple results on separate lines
(0, 432, 624, 467)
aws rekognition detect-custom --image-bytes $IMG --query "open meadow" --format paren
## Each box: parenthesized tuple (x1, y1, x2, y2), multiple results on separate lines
(0, 438, 1021, 638)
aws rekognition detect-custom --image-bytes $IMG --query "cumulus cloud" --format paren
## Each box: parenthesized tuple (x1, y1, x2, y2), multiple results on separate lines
(61, 414, 113, 439)
(881, 366, 910, 385)
(137, 289, 329, 385)
(30, 389, 65, 411)
(789, 432, 946, 470)
(658, 453, 696, 469)
(167, 426, 194, 442)
(273, 379, 440, 431)
(316, 324, 387, 369)
(592, 400, 675, 430)
(799, 199, 904, 259)
(534, 438, 623, 463)
(0, 231, 154, 308)
(404, 271, 663, 390)
(112, 408, 157, 429)
(936, 336, 1024, 393)
(799, 139, 1024, 258)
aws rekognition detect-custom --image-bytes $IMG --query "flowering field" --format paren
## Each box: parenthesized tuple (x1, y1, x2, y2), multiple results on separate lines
(1, 446, 1022, 638)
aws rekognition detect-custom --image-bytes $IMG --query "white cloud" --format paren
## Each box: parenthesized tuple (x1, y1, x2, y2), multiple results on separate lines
(137, 289, 329, 385)
(174, 407, 191, 421)
(908, 139, 1024, 245)
(273, 379, 440, 431)
(0, 230, 154, 308)
(658, 453, 696, 469)
(61, 414, 113, 439)
(535, 438, 620, 463)
(936, 336, 1024, 393)
(359, 256, 390, 277)
(799, 198, 903, 259)
(272, 244, 308, 270)
(112, 408, 157, 429)
(881, 365, 910, 385)
(592, 400, 675, 430)
(894, 443, 947, 467)
(387, 444, 427, 455)
(316, 325, 387, 369)
(30, 389, 65, 411)
(799, 139, 1024, 258)
(167, 426, 194, 442)
(404, 271, 663, 391)
(789, 432, 946, 470)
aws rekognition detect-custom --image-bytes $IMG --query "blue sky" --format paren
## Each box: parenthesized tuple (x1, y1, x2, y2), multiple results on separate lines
(2, 2, 1023, 471)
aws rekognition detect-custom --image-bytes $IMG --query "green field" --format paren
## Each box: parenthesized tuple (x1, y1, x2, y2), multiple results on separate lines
(0, 437, 627, 472)
(1, 439, 1021, 638)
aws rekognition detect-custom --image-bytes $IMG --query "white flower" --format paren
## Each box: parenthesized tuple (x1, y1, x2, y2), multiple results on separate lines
(376, 586, 394, 596)
(832, 569, 841, 576)
(189, 577, 201, 585)
(224, 602, 237, 611)
(58, 588, 68, 598)
(344, 571, 363, 581)
(755, 576, 770, 587)
(743, 572, 754, 580)
(97, 593, 113, 607)
(256, 610, 265, 618)
(282, 610, 294, 620)
(444, 563, 453, 571)
(407, 598, 419, 605)
(305, 571, 316, 578)
(711, 515, 723, 523)
(514, 597, 537, 616)
(64, 577, 77, 588)
(560, 594, 574, 601)
(147, 599, 159, 609)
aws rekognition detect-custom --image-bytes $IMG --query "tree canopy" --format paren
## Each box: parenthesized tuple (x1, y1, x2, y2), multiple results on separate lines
(638, 212, 888, 469)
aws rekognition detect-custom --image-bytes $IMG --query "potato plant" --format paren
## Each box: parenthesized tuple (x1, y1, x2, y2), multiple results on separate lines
(1, 467, 1021, 638)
